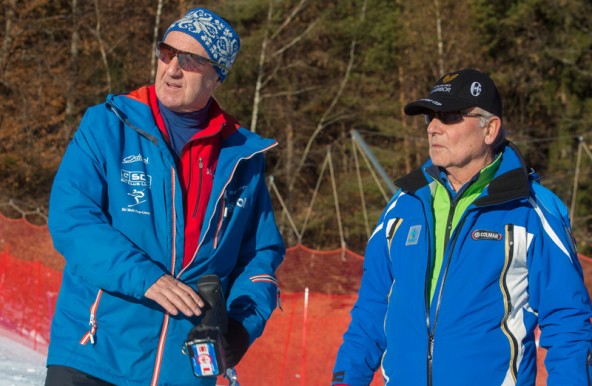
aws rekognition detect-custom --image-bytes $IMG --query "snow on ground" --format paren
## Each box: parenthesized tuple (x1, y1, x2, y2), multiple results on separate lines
(0, 331, 47, 386)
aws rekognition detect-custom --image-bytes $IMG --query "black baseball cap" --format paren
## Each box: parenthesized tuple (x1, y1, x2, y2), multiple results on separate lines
(404, 68, 502, 118)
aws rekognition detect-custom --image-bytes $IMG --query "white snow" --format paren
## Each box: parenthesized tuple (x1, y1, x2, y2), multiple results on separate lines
(0, 330, 47, 386)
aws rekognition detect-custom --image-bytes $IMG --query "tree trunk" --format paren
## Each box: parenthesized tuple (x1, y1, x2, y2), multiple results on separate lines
(65, 0, 79, 139)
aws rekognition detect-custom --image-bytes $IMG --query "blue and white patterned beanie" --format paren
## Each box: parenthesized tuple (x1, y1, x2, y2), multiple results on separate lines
(163, 8, 240, 82)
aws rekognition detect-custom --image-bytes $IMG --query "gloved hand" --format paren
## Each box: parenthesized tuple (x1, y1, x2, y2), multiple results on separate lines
(222, 318, 250, 368)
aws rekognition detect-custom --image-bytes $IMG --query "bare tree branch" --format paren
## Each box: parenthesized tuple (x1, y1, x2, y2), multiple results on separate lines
(250, 0, 273, 133)
(63, 0, 79, 139)
(261, 85, 320, 99)
(269, 0, 308, 42)
(251, 0, 315, 132)
(434, 0, 444, 75)
(87, 0, 112, 93)
(289, 0, 368, 191)
(0, 0, 17, 75)
(272, 18, 319, 57)
(150, 0, 165, 80)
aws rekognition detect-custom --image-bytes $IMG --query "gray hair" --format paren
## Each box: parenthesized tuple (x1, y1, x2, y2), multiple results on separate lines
(475, 107, 506, 151)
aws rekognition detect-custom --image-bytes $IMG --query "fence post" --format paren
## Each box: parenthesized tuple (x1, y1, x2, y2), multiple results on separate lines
(33, 261, 41, 352)
(279, 294, 296, 386)
(0, 245, 7, 291)
(301, 288, 309, 386)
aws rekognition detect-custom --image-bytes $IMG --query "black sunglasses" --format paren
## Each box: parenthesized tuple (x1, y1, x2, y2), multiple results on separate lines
(424, 111, 485, 125)
(155, 41, 228, 73)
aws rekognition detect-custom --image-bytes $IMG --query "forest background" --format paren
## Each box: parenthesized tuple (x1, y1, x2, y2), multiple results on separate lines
(1, 0, 592, 256)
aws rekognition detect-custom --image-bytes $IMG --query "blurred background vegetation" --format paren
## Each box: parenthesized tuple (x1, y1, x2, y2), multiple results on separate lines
(1, 0, 591, 255)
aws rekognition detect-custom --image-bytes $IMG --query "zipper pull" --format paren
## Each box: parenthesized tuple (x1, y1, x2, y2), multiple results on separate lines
(192, 157, 205, 218)
(88, 314, 97, 345)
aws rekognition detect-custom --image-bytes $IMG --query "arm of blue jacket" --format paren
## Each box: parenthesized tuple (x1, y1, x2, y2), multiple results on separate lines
(332, 200, 396, 385)
(48, 108, 167, 298)
(528, 201, 592, 384)
(225, 156, 285, 344)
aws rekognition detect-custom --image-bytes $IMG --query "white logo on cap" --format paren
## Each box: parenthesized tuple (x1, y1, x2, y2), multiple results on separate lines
(471, 82, 482, 96)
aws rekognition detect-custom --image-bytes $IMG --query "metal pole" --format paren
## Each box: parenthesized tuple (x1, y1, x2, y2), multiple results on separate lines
(570, 137, 583, 221)
(350, 130, 397, 194)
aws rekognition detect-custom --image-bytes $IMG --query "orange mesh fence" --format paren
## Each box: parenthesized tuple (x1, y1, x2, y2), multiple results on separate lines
(3, 213, 591, 384)
(0, 213, 64, 271)
(234, 292, 383, 386)
(0, 249, 61, 354)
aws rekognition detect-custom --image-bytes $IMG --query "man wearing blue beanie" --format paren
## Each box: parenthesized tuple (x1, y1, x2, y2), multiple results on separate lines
(45, 8, 284, 386)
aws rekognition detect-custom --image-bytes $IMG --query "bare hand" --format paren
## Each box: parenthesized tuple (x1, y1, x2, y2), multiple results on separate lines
(145, 274, 204, 317)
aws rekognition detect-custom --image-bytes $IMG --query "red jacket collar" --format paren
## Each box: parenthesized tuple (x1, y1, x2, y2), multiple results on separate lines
(125, 85, 240, 142)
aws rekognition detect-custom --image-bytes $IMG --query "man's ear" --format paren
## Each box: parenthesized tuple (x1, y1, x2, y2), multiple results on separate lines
(484, 116, 502, 146)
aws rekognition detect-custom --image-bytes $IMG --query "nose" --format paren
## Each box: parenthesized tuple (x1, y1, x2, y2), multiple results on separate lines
(426, 120, 439, 135)
(166, 56, 183, 75)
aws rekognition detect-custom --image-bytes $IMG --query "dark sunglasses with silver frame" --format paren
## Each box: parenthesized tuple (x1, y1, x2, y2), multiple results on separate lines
(424, 111, 485, 125)
(155, 41, 229, 73)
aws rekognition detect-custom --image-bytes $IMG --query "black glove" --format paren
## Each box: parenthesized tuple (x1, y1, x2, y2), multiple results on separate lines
(222, 318, 250, 368)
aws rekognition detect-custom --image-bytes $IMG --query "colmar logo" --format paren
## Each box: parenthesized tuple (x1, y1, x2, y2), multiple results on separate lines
(472, 230, 502, 241)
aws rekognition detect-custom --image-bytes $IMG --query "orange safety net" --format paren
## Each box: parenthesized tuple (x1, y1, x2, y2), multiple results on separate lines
(5, 212, 592, 385)
(0, 251, 61, 352)
(0, 214, 63, 353)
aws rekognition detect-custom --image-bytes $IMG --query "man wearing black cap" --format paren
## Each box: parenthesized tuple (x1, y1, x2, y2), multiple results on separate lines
(332, 68, 592, 385)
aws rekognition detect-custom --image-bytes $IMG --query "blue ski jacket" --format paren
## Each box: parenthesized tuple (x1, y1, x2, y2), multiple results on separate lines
(47, 87, 285, 385)
(333, 142, 592, 385)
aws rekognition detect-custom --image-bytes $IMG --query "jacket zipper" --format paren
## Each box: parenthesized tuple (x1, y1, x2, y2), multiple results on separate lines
(213, 197, 226, 249)
(587, 349, 592, 386)
(180, 144, 277, 275)
(80, 290, 103, 346)
(192, 157, 203, 217)
(501, 224, 519, 381)
(427, 199, 464, 386)
(151, 167, 177, 386)
(425, 245, 433, 386)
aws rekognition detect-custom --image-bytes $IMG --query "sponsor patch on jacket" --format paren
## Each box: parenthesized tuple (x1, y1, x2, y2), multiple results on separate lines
(471, 230, 503, 241)
(406, 225, 421, 246)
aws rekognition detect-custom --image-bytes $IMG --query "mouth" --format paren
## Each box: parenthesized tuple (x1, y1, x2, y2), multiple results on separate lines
(430, 143, 445, 152)
(165, 81, 182, 89)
